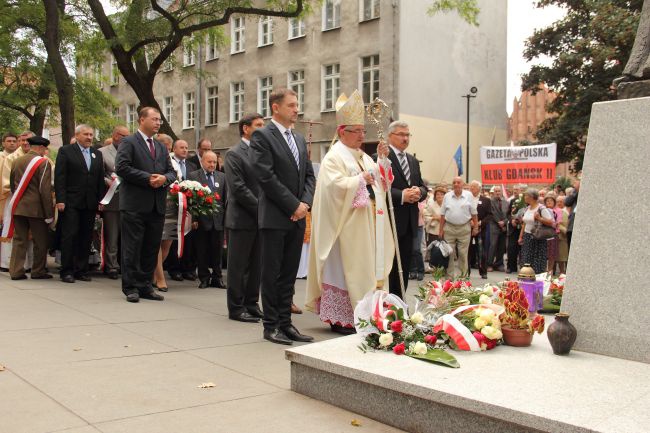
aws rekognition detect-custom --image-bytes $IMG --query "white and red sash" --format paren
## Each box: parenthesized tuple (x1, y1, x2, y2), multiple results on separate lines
(176, 193, 192, 257)
(1, 156, 47, 239)
(433, 304, 505, 351)
(100, 173, 121, 205)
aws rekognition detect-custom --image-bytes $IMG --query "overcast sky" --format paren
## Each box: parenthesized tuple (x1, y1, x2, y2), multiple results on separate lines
(506, 1, 566, 114)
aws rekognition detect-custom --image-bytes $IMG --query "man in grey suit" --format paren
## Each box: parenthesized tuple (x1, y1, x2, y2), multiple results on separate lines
(250, 88, 316, 345)
(488, 185, 509, 272)
(224, 113, 265, 323)
(98, 125, 129, 279)
(115, 107, 176, 303)
(187, 151, 226, 289)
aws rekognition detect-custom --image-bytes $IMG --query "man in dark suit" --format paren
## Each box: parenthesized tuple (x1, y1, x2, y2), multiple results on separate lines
(487, 185, 508, 272)
(187, 138, 212, 172)
(250, 88, 316, 345)
(468, 181, 492, 279)
(187, 151, 226, 289)
(115, 107, 176, 303)
(8, 136, 54, 280)
(54, 124, 105, 283)
(564, 180, 580, 249)
(224, 113, 265, 323)
(382, 121, 427, 298)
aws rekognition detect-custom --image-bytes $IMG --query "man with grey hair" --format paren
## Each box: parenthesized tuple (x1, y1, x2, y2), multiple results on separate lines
(488, 185, 508, 271)
(467, 180, 492, 279)
(382, 120, 427, 296)
(55, 124, 106, 283)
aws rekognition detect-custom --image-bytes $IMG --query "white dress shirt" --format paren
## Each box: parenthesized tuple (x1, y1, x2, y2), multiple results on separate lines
(441, 190, 477, 225)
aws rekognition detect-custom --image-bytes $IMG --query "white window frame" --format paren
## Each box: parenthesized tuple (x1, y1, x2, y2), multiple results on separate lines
(322, 0, 341, 31)
(163, 96, 173, 128)
(206, 86, 219, 126)
(230, 81, 245, 123)
(288, 70, 305, 114)
(110, 55, 119, 86)
(205, 35, 219, 61)
(359, 0, 380, 22)
(162, 55, 174, 72)
(360, 54, 380, 103)
(321, 63, 340, 112)
(183, 92, 195, 129)
(258, 76, 273, 118)
(126, 103, 137, 132)
(288, 17, 306, 40)
(258, 16, 274, 47)
(182, 42, 195, 67)
(231, 17, 245, 54)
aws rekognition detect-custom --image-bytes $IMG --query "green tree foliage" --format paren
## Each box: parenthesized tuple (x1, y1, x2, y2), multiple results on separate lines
(522, 0, 642, 172)
(428, 0, 480, 26)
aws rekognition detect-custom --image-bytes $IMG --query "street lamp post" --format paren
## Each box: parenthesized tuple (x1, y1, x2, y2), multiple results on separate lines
(462, 87, 478, 182)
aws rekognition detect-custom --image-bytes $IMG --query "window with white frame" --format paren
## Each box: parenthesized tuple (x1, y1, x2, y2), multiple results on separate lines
(258, 77, 273, 118)
(288, 18, 306, 39)
(360, 0, 380, 21)
(206, 35, 219, 61)
(321, 63, 340, 111)
(258, 16, 273, 46)
(110, 55, 119, 86)
(360, 54, 380, 102)
(231, 17, 245, 54)
(183, 92, 195, 129)
(112, 107, 120, 121)
(163, 96, 173, 127)
(322, 0, 341, 31)
(162, 55, 174, 72)
(183, 42, 195, 66)
(126, 103, 137, 132)
(206, 86, 218, 126)
(288, 70, 305, 113)
(230, 81, 245, 123)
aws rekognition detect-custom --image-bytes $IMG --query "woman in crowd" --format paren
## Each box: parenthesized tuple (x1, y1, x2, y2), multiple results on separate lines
(518, 188, 555, 274)
(423, 185, 447, 269)
(556, 195, 570, 274)
(544, 195, 561, 275)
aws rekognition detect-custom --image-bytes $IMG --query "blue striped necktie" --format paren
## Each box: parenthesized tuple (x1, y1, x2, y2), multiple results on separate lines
(285, 130, 300, 168)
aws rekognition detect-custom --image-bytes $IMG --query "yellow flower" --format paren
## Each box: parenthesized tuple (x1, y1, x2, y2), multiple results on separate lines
(474, 317, 487, 330)
(378, 333, 393, 347)
(410, 312, 424, 324)
(481, 326, 503, 340)
(479, 294, 492, 304)
(479, 308, 496, 321)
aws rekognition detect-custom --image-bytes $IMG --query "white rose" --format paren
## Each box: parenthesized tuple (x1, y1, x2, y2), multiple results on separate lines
(481, 326, 503, 340)
(412, 341, 428, 356)
(410, 312, 424, 324)
(483, 285, 496, 296)
(479, 294, 492, 305)
(474, 317, 487, 330)
(378, 333, 393, 347)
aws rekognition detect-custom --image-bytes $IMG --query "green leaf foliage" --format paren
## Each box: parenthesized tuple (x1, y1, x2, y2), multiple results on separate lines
(407, 349, 460, 368)
(428, 0, 480, 26)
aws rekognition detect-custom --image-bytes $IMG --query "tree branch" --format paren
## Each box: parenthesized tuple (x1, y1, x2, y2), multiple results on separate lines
(0, 100, 34, 120)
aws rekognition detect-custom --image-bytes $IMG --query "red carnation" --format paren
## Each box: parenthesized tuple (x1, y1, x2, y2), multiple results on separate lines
(485, 338, 497, 350)
(206, 197, 213, 204)
(185, 191, 193, 198)
(393, 342, 405, 355)
(424, 335, 437, 345)
(442, 280, 453, 293)
(171, 183, 180, 193)
(214, 192, 221, 200)
(198, 190, 204, 197)
(390, 320, 403, 333)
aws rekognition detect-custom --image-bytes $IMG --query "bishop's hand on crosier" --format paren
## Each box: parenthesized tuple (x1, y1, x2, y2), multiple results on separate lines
(377, 139, 389, 159)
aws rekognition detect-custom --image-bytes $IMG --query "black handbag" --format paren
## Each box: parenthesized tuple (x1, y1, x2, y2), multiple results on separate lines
(531, 208, 555, 240)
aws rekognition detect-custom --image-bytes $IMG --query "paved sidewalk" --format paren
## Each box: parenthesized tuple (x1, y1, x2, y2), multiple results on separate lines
(0, 264, 507, 433)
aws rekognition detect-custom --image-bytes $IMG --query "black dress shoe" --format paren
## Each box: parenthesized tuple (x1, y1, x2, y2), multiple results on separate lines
(209, 277, 224, 288)
(330, 324, 357, 335)
(229, 312, 260, 323)
(182, 272, 197, 281)
(107, 271, 119, 280)
(169, 272, 183, 281)
(61, 275, 75, 283)
(281, 325, 314, 342)
(76, 274, 92, 282)
(11, 274, 27, 280)
(263, 328, 293, 345)
(126, 293, 140, 303)
(417, 272, 424, 281)
(140, 291, 164, 301)
(198, 279, 209, 289)
(31, 273, 53, 280)
(247, 305, 264, 319)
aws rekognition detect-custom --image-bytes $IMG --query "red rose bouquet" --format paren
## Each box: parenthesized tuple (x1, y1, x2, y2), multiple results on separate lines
(169, 180, 220, 218)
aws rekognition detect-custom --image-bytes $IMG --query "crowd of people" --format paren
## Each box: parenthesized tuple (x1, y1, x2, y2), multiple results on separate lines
(0, 87, 580, 345)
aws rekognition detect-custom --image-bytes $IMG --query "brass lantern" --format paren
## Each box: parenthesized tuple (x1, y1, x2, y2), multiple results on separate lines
(518, 264, 536, 281)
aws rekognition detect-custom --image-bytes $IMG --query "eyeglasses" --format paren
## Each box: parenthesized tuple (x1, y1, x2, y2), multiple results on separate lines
(390, 132, 412, 138)
(344, 129, 366, 134)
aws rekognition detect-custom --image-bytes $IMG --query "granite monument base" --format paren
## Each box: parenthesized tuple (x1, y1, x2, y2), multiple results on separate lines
(561, 96, 650, 363)
(287, 333, 650, 433)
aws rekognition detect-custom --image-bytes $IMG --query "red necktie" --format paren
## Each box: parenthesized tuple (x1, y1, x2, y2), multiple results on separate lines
(146, 138, 155, 158)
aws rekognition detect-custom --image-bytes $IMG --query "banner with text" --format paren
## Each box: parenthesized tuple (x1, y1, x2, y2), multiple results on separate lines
(480, 143, 556, 185)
